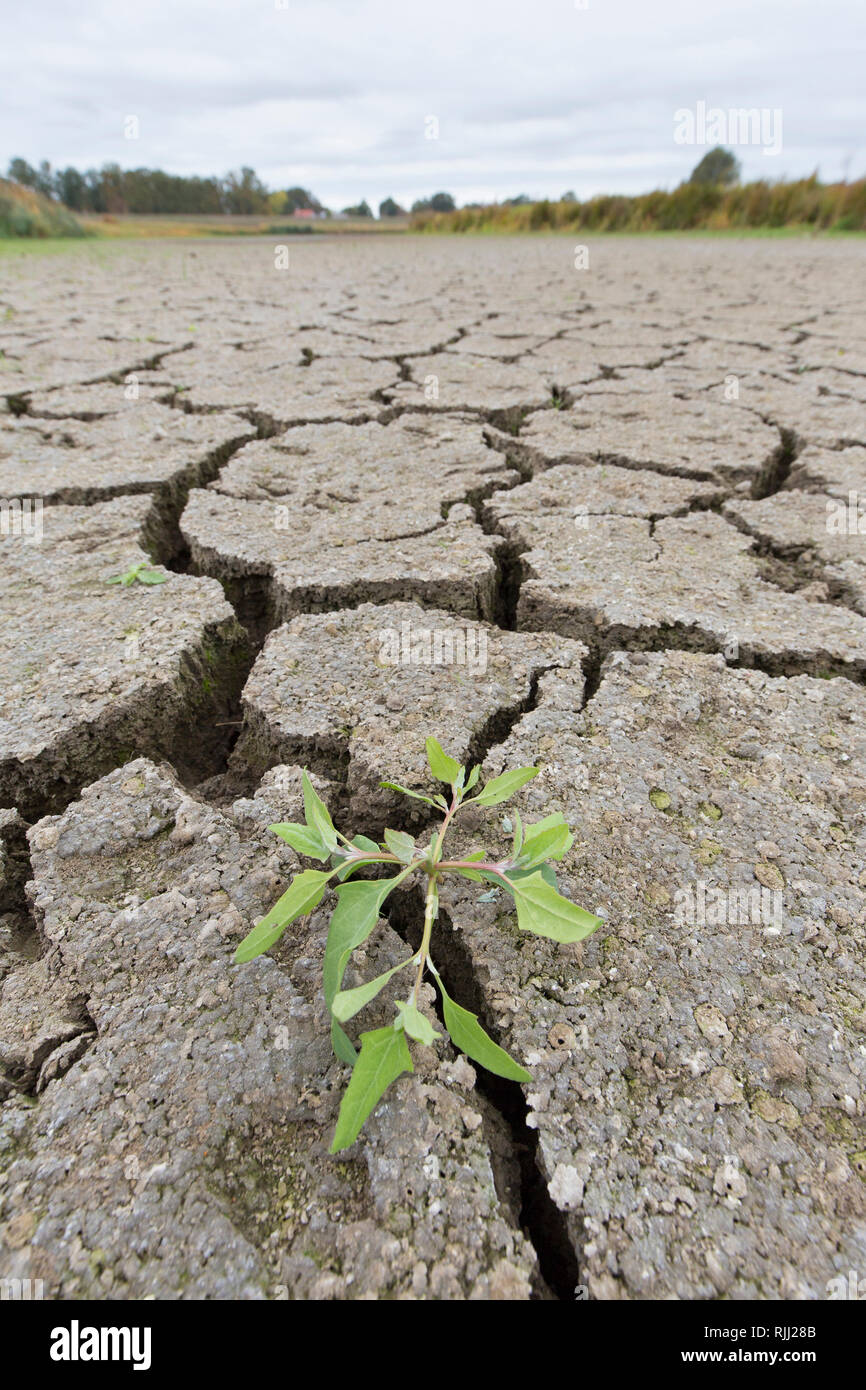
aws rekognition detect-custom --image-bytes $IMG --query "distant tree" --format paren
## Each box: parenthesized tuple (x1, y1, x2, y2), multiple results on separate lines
(342, 199, 373, 218)
(689, 146, 741, 187)
(411, 192, 456, 214)
(503, 194, 532, 206)
(7, 158, 37, 188)
(560, 190, 577, 203)
(83, 168, 105, 213)
(54, 167, 86, 210)
(378, 196, 405, 218)
(221, 166, 269, 214)
(100, 163, 127, 213)
(283, 186, 323, 213)
(34, 160, 55, 198)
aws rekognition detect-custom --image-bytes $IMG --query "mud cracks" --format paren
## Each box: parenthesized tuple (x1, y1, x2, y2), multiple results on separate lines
(0, 237, 864, 1299)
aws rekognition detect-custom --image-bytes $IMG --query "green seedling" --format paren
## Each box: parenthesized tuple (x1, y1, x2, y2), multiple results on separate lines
(107, 561, 168, 587)
(233, 737, 602, 1152)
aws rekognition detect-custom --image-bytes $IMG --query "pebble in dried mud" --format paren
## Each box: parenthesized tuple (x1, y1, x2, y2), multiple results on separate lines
(0, 760, 535, 1299)
(437, 650, 866, 1299)
(232, 601, 588, 828)
(0, 498, 248, 815)
(499, 505, 866, 678)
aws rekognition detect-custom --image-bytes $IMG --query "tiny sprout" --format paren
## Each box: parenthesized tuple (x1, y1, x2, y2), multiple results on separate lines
(232, 737, 602, 1152)
(107, 561, 168, 587)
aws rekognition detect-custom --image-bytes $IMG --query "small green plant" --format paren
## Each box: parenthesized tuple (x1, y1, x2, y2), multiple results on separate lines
(107, 561, 168, 587)
(233, 738, 602, 1152)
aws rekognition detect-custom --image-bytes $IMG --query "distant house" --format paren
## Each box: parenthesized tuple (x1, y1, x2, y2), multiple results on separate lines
(293, 208, 316, 219)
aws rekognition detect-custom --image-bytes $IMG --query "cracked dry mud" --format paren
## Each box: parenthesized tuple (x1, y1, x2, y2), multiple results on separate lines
(0, 237, 864, 1301)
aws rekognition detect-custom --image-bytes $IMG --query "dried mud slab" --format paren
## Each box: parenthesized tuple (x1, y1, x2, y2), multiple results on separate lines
(384, 352, 557, 424)
(484, 460, 722, 528)
(20, 375, 178, 419)
(0, 339, 179, 402)
(208, 416, 518, 511)
(0, 498, 249, 816)
(500, 506, 866, 677)
(0, 405, 253, 515)
(184, 492, 501, 626)
(727, 372, 866, 450)
(180, 417, 518, 624)
(516, 392, 782, 486)
(0, 760, 536, 1299)
(784, 444, 866, 499)
(437, 650, 866, 1299)
(173, 348, 399, 426)
(232, 602, 587, 827)
(724, 491, 866, 615)
(0, 956, 93, 1102)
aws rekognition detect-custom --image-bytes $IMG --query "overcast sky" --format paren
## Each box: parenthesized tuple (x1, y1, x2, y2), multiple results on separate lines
(7, 0, 865, 207)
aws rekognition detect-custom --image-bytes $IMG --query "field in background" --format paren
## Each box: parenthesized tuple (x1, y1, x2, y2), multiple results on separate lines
(78, 212, 411, 238)
(3, 176, 865, 242)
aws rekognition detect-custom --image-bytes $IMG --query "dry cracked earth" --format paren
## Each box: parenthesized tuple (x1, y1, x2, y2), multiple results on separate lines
(0, 235, 864, 1301)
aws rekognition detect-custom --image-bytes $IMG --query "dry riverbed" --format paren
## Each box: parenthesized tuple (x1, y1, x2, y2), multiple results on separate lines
(0, 235, 864, 1300)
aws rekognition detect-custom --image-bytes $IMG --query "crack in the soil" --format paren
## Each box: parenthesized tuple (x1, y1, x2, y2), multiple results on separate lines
(384, 884, 580, 1301)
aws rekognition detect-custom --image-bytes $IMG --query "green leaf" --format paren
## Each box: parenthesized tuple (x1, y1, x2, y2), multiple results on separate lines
(379, 780, 439, 807)
(518, 813, 573, 866)
(302, 771, 337, 851)
(333, 834, 383, 881)
(430, 966, 530, 1082)
(137, 568, 167, 585)
(234, 868, 331, 962)
(331, 1017, 357, 1066)
(383, 828, 416, 863)
(332, 952, 418, 1022)
(330, 1026, 414, 1152)
(425, 737, 461, 787)
(505, 871, 602, 943)
(506, 861, 558, 890)
(472, 766, 538, 807)
(512, 807, 524, 857)
(269, 821, 330, 861)
(322, 868, 414, 1021)
(395, 1000, 440, 1045)
(465, 765, 481, 791)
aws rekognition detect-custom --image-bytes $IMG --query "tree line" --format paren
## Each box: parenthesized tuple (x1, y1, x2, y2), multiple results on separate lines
(5, 158, 457, 219)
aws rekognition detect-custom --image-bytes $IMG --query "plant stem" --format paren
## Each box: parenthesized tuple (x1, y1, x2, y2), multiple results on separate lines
(412, 872, 438, 1003)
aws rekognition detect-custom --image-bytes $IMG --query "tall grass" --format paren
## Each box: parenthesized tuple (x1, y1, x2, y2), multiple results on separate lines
(411, 177, 866, 234)
(0, 180, 88, 238)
